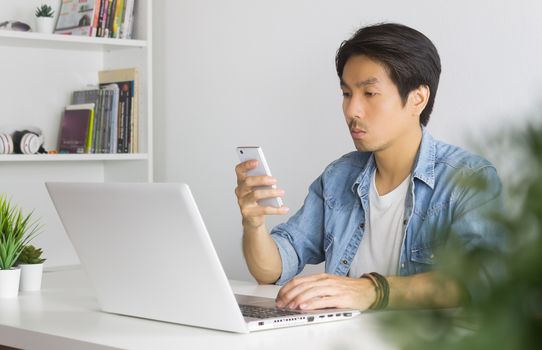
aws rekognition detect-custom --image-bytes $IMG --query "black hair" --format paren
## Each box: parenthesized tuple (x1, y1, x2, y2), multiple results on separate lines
(335, 23, 441, 126)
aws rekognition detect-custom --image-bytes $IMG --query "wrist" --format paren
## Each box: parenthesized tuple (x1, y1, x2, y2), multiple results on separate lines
(363, 277, 378, 308)
(361, 272, 390, 310)
(242, 217, 266, 231)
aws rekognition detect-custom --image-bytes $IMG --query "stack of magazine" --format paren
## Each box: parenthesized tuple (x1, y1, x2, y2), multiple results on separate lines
(54, 0, 136, 39)
(58, 68, 139, 154)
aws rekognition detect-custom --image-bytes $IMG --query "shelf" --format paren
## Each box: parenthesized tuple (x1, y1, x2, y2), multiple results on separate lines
(0, 30, 147, 51)
(0, 153, 149, 162)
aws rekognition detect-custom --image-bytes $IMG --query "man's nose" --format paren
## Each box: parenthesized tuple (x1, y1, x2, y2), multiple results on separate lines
(345, 98, 364, 120)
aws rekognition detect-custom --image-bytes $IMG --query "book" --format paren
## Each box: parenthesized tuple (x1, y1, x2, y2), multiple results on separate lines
(100, 89, 114, 153)
(55, 0, 97, 36)
(93, 90, 106, 153)
(58, 104, 95, 154)
(97, 0, 109, 37)
(104, 0, 116, 37)
(72, 89, 100, 153)
(98, 68, 138, 153)
(120, 0, 135, 39)
(102, 84, 120, 153)
(116, 81, 131, 153)
(112, 0, 125, 38)
(91, 0, 102, 37)
(95, 89, 112, 153)
(72, 88, 100, 105)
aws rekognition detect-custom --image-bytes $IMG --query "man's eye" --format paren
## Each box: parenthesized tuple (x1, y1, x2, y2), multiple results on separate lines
(365, 92, 376, 97)
(342, 92, 351, 98)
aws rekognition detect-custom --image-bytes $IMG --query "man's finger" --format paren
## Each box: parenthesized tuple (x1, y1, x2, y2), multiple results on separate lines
(280, 277, 331, 307)
(286, 285, 339, 310)
(240, 203, 289, 218)
(298, 295, 345, 311)
(235, 160, 258, 180)
(244, 175, 277, 187)
(252, 188, 284, 201)
(238, 188, 285, 207)
(276, 274, 329, 307)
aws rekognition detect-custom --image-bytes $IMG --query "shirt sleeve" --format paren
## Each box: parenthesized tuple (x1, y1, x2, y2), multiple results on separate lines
(449, 165, 505, 304)
(270, 175, 327, 285)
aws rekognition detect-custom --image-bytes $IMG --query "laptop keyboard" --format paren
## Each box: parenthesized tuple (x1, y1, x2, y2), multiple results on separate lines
(239, 304, 303, 319)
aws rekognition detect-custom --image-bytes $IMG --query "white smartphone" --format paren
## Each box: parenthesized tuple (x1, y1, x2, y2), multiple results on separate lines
(236, 146, 284, 208)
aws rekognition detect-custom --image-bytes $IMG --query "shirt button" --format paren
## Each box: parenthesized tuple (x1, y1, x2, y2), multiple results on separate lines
(403, 219, 408, 226)
(401, 263, 405, 269)
(359, 223, 365, 230)
(341, 259, 348, 265)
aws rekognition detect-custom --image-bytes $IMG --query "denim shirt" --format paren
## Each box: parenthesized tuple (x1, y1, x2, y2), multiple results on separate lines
(270, 129, 503, 288)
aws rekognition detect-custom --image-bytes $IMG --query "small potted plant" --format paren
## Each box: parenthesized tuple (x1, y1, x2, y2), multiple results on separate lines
(34, 4, 55, 34)
(0, 195, 42, 298)
(17, 245, 46, 292)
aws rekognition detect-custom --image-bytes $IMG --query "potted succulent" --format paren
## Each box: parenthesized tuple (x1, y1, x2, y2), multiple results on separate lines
(34, 4, 55, 34)
(17, 245, 46, 291)
(0, 195, 42, 298)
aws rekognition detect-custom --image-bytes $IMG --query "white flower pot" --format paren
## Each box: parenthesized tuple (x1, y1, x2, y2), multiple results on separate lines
(19, 263, 44, 291)
(35, 17, 55, 34)
(0, 268, 21, 298)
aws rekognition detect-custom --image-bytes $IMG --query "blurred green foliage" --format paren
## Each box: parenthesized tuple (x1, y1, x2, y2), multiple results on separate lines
(383, 122, 542, 349)
(17, 244, 46, 265)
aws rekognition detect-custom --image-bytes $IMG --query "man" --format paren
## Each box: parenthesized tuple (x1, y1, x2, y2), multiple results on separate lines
(234, 23, 502, 311)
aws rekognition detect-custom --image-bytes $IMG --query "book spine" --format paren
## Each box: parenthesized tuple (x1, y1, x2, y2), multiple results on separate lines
(96, 89, 106, 152)
(105, 0, 115, 38)
(98, 0, 109, 37)
(113, 0, 124, 39)
(124, 83, 133, 153)
(130, 79, 138, 153)
(117, 87, 126, 153)
(91, 0, 102, 37)
(126, 95, 132, 153)
(91, 92, 97, 153)
(109, 88, 119, 153)
(120, 0, 134, 39)
(127, 3, 135, 39)
(103, 90, 113, 153)
(85, 109, 95, 153)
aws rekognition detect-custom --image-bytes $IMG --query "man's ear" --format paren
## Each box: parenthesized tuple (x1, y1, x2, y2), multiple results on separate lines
(409, 85, 430, 118)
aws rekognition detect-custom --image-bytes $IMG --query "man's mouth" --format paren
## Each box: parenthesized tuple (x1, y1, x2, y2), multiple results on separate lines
(350, 127, 367, 140)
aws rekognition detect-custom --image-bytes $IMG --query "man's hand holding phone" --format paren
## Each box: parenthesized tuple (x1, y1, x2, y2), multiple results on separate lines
(234, 156, 289, 229)
(235, 147, 287, 284)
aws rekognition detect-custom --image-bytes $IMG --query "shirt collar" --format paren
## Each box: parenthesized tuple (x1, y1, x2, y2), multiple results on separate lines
(351, 127, 436, 194)
(412, 127, 436, 189)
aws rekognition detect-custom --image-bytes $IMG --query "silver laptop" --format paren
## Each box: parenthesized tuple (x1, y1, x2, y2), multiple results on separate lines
(46, 182, 360, 333)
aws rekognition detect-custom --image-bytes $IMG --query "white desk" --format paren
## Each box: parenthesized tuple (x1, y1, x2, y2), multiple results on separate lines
(0, 267, 396, 350)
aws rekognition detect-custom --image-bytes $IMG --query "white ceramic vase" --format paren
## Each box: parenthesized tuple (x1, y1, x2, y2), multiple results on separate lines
(0, 268, 21, 298)
(19, 263, 44, 291)
(35, 17, 55, 34)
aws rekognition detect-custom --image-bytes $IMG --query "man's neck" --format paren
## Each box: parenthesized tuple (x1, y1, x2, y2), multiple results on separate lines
(373, 126, 422, 195)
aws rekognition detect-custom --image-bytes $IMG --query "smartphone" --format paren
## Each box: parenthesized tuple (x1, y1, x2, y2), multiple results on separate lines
(236, 146, 284, 208)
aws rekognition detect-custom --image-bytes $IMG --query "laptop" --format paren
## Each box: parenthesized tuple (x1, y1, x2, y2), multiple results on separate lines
(46, 182, 360, 333)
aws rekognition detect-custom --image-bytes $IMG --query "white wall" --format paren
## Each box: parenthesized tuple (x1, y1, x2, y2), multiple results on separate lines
(153, 0, 542, 281)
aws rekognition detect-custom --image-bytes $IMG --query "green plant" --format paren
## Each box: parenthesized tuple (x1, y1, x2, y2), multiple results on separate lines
(0, 195, 42, 270)
(16, 244, 46, 265)
(35, 4, 54, 18)
(379, 117, 542, 349)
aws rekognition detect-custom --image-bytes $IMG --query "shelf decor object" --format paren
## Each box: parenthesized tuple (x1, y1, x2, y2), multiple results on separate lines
(0, 195, 42, 298)
(35, 4, 55, 34)
(17, 244, 47, 292)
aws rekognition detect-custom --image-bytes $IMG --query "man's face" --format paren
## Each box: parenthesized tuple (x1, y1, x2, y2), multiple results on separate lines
(341, 54, 417, 153)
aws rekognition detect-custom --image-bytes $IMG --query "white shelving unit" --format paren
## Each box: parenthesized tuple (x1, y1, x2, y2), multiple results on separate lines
(0, 0, 153, 267)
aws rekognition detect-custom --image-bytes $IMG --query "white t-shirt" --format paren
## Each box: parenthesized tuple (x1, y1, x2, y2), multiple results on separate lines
(348, 170, 410, 278)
